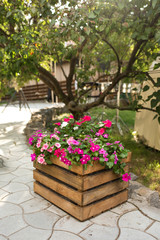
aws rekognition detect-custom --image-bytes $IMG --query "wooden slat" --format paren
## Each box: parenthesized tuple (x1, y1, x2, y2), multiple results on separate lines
(34, 181, 128, 221)
(33, 170, 82, 205)
(50, 152, 131, 176)
(34, 161, 83, 190)
(83, 180, 128, 205)
(34, 182, 83, 220)
(82, 190, 128, 221)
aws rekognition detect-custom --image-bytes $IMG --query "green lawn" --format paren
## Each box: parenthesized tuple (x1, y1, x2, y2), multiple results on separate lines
(89, 106, 160, 195)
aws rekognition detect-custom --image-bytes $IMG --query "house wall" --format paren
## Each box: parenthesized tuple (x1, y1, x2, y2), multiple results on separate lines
(134, 68, 160, 150)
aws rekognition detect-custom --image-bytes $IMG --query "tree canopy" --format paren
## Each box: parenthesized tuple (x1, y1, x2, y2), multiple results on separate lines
(0, 0, 160, 119)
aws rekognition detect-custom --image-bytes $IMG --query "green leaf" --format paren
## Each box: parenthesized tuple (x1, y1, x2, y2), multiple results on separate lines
(50, 19, 55, 27)
(151, 99, 157, 108)
(155, 78, 160, 87)
(143, 85, 150, 92)
(6, 11, 12, 18)
(152, 0, 157, 8)
(153, 114, 158, 120)
(88, 12, 96, 19)
(118, 2, 125, 10)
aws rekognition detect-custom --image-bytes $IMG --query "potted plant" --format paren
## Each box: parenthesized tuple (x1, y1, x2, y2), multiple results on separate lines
(29, 115, 131, 221)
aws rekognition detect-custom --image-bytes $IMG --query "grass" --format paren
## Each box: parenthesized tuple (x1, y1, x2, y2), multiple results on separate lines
(89, 106, 160, 195)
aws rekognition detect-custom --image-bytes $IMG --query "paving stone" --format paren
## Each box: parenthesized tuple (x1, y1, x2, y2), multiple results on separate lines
(119, 210, 153, 231)
(0, 215, 27, 236)
(91, 211, 119, 227)
(50, 231, 83, 240)
(0, 174, 15, 182)
(3, 161, 22, 168)
(0, 202, 22, 218)
(1, 191, 33, 204)
(8, 226, 51, 240)
(54, 215, 92, 234)
(24, 210, 60, 230)
(11, 168, 32, 177)
(129, 199, 160, 221)
(118, 228, 157, 240)
(18, 162, 33, 170)
(80, 224, 119, 240)
(0, 181, 9, 189)
(20, 198, 51, 213)
(11, 175, 32, 184)
(26, 182, 34, 191)
(47, 205, 67, 217)
(111, 202, 137, 215)
(0, 168, 16, 175)
(0, 189, 9, 200)
(2, 182, 29, 193)
(146, 221, 160, 239)
(0, 235, 8, 240)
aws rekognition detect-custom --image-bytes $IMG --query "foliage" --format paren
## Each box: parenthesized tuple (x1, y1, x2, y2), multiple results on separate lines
(0, 0, 160, 119)
(29, 115, 130, 181)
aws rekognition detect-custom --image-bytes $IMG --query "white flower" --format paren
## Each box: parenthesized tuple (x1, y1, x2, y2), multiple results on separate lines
(61, 122, 68, 128)
(73, 126, 79, 130)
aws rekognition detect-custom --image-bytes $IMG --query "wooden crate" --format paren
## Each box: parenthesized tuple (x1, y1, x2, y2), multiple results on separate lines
(33, 152, 131, 221)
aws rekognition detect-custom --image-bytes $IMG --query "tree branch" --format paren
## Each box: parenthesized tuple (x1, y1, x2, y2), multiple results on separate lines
(102, 38, 121, 75)
(37, 65, 69, 104)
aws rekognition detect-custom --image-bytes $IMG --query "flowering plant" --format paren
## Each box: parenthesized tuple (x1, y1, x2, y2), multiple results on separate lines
(29, 115, 131, 182)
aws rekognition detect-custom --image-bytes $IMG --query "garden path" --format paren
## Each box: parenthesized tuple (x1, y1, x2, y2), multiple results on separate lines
(0, 101, 160, 240)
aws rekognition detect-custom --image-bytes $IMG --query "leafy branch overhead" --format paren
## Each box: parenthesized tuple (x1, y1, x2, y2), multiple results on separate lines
(0, 0, 160, 119)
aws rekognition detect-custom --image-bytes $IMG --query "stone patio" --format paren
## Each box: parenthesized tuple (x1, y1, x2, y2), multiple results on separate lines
(0, 102, 160, 240)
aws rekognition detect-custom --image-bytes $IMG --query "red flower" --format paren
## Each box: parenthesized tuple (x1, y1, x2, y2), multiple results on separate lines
(103, 119, 112, 128)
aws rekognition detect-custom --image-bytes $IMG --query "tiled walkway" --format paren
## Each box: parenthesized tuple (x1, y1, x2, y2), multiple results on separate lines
(0, 102, 160, 240)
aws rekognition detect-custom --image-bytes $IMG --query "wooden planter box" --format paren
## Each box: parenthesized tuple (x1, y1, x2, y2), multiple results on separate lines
(33, 152, 131, 221)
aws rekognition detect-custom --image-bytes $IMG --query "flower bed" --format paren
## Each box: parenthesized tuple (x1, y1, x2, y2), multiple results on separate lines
(29, 115, 131, 182)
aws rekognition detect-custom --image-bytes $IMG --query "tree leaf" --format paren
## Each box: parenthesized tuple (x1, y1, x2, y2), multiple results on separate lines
(143, 85, 150, 92)
(6, 11, 12, 18)
(151, 99, 157, 108)
(153, 114, 158, 120)
(152, 0, 157, 8)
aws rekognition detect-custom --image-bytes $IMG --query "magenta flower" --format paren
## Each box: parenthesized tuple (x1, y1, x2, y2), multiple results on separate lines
(55, 122, 61, 126)
(64, 118, 70, 122)
(119, 144, 124, 149)
(103, 153, 108, 158)
(77, 148, 84, 154)
(106, 143, 112, 146)
(29, 137, 33, 145)
(69, 114, 74, 119)
(72, 140, 80, 145)
(90, 144, 100, 152)
(82, 115, 91, 121)
(31, 153, 36, 161)
(114, 154, 119, 164)
(98, 128, 105, 135)
(80, 157, 88, 164)
(103, 119, 112, 128)
(83, 154, 91, 161)
(93, 157, 100, 161)
(95, 132, 100, 136)
(104, 157, 109, 162)
(114, 141, 120, 144)
(122, 173, 131, 182)
(67, 146, 74, 153)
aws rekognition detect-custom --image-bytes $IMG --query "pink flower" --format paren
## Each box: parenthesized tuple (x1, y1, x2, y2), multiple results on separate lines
(55, 143, 61, 148)
(50, 134, 60, 140)
(98, 128, 105, 135)
(75, 121, 82, 125)
(104, 158, 109, 161)
(72, 140, 80, 145)
(47, 146, 54, 153)
(114, 141, 120, 144)
(106, 142, 112, 146)
(103, 134, 109, 138)
(60, 156, 71, 166)
(83, 154, 90, 161)
(80, 158, 88, 165)
(67, 137, 74, 145)
(122, 173, 131, 182)
(31, 153, 36, 161)
(119, 144, 124, 149)
(114, 154, 119, 164)
(99, 148, 106, 154)
(69, 115, 74, 119)
(103, 153, 108, 158)
(103, 119, 112, 128)
(64, 118, 70, 122)
(43, 143, 49, 150)
(37, 154, 47, 165)
(55, 122, 61, 126)
(36, 142, 41, 148)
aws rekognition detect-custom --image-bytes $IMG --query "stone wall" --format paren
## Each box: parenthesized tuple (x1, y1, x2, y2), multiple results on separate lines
(24, 106, 69, 141)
